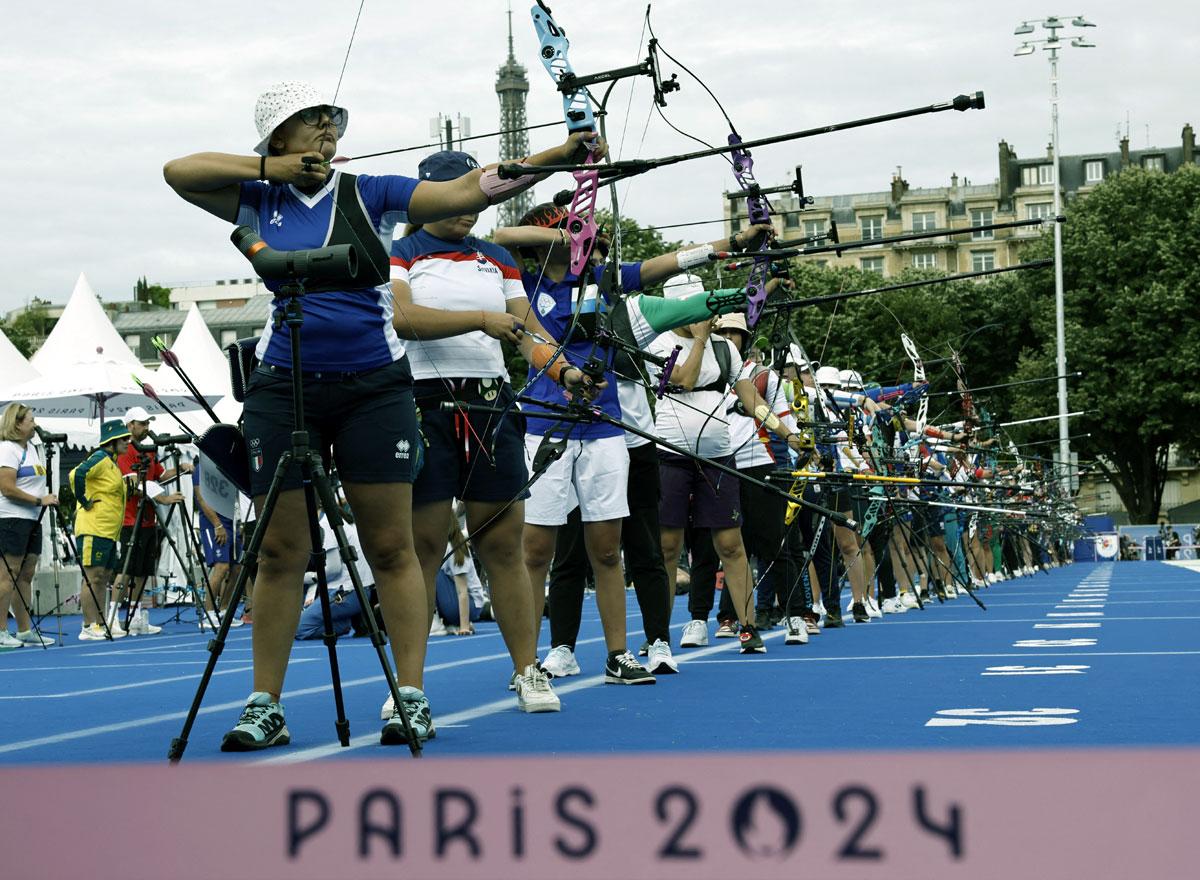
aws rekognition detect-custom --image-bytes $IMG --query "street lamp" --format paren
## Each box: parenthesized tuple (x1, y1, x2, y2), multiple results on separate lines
(1013, 14, 1097, 492)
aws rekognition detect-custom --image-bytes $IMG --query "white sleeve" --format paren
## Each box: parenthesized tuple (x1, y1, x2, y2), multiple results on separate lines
(504, 275, 526, 301)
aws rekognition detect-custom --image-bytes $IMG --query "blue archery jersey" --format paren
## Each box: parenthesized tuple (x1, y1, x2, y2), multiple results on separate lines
(237, 171, 418, 372)
(521, 262, 642, 441)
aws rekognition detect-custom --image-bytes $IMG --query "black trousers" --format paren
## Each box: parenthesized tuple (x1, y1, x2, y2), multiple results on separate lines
(868, 510, 897, 600)
(794, 483, 838, 614)
(547, 442, 672, 649)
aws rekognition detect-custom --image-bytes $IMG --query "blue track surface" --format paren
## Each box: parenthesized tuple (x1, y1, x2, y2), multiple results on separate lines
(2, 561, 1197, 765)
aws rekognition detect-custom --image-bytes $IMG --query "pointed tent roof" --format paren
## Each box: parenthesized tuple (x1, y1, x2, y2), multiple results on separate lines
(0, 328, 38, 390)
(155, 304, 230, 395)
(30, 273, 140, 373)
(156, 303, 239, 425)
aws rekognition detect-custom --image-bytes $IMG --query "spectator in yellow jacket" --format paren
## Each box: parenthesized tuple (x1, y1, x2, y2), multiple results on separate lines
(69, 420, 132, 641)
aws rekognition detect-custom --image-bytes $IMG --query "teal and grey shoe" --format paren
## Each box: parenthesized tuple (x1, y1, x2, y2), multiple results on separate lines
(380, 686, 436, 745)
(220, 692, 290, 752)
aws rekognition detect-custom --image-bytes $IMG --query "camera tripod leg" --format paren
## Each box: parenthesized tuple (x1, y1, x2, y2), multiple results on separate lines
(169, 450, 295, 763)
(306, 457, 421, 756)
(297, 465, 351, 748)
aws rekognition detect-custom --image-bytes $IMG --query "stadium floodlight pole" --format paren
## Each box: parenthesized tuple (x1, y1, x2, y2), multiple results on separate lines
(1014, 14, 1096, 490)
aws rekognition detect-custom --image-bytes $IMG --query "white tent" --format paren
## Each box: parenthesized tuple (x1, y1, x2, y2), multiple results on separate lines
(155, 304, 240, 425)
(0, 328, 38, 389)
(2, 352, 217, 448)
(30, 273, 140, 373)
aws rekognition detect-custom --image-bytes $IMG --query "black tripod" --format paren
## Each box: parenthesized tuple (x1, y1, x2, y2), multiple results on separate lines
(169, 285, 419, 762)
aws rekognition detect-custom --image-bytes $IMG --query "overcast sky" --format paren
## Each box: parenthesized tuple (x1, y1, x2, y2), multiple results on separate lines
(1, 0, 1194, 313)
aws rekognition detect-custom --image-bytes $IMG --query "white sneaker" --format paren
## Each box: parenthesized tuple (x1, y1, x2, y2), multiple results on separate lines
(515, 664, 561, 712)
(900, 592, 919, 609)
(429, 614, 449, 637)
(78, 622, 124, 641)
(865, 596, 883, 619)
(380, 692, 395, 720)
(812, 597, 827, 618)
(784, 617, 809, 645)
(127, 609, 162, 636)
(881, 597, 905, 614)
(15, 629, 56, 646)
(106, 617, 128, 637)
(0, 631, 24, 649)
(646, 639, 679, 674)
(679, 619, 708, 647)
(541, 645, 581, 678)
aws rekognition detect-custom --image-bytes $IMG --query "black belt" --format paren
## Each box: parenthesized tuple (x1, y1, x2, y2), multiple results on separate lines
(257, 363, 380, 383)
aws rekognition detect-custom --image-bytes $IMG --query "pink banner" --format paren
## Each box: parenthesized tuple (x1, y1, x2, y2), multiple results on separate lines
(6, 749, 1195, 878)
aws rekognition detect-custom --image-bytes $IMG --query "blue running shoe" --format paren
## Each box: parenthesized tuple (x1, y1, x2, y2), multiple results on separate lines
(381, 686, 436, 745)
(220, 692, 290, 752)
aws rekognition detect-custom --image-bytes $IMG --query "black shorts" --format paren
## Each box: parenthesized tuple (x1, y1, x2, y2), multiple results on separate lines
(411, 379, 529, 505)
(242, 358, 421, 497)
(0, 517, 41, 558)
(659, 451, 742, 530)
(912, 503, 945, 538)
(119, 524, 160, 577)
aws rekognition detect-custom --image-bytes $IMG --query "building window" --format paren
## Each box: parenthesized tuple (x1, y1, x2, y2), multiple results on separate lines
(1021, 165, 1053, 186)
(1026, 202, 1054, 221)
(1085, 160, 1104, 183)
(912, 252, 938, 270)
(971, 251, 996, 272)
(1143, 155, 1164, 172)
(784, 212, 800, 229)
(860, 216, 883, 241)
(198, 301, 217, 310)
(911, 211, 937, 233)
(970, 208, 994, 239)
(803, 218, 826, 241)
(220, 329, 239, 347)
(124, 334, 141, 351)
(860, 256, 885, 275)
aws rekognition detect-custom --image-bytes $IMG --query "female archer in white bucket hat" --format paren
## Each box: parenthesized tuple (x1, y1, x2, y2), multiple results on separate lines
(163, 81, 603, 752)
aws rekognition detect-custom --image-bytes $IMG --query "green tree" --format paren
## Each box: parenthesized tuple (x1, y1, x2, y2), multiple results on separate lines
(1009, 165, 1200, 522)
(134, 276, 172, 308)
(0, 300, 55, 357)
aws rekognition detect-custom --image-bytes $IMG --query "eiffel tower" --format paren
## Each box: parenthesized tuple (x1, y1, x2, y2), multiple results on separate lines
(495, 3, 534, 227)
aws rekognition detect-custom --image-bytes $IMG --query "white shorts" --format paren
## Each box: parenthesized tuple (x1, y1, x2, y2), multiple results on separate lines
(523, 433, 630, 526)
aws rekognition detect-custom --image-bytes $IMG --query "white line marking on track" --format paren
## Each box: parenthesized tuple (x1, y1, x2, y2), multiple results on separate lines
(258, 630, 792, 764)
(1035, 623, 1101, 629)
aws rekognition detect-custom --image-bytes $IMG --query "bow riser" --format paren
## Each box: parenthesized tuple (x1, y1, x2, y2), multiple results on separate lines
(531, 2, 600, 276)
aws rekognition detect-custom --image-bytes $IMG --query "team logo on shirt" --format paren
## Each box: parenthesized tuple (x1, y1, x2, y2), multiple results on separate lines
(394, 439, 411, 460)
(474, 252, 499, 275)
(536, 292, 555, 317)
(270, 211, 283, 227)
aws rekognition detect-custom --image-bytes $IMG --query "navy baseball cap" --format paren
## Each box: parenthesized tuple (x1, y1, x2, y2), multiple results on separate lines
(418, 150, 481, 182)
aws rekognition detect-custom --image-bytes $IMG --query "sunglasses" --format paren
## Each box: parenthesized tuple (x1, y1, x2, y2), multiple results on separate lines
(296, 105, 346, 128)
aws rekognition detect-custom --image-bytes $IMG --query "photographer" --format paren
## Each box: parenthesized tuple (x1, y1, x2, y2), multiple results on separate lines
(164, 80, 599, 750)
(112, 406, 188, 636)
(0, 403, 57, 648)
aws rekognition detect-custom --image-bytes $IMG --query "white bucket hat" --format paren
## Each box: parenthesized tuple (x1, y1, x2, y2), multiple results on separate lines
(785, 343, 815, 371)
(662, 273, 705, 300)
(253, 81, 348, 156)
(839, 369, 864, 390)
(815, 365, 842, 387)
(713, 312, 748, 334)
